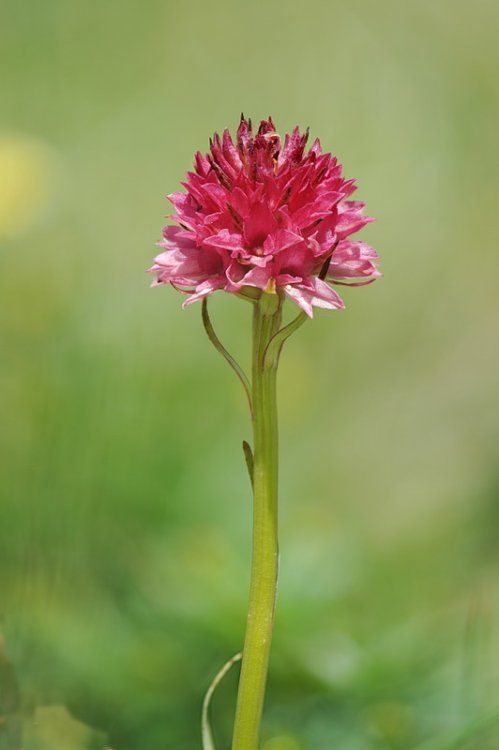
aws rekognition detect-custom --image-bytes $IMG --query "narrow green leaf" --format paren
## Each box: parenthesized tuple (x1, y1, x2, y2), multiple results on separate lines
(202, 299, 253, 415)
(242, 441, 254, 488)
(202, 653, 242, 750)
(263, 312, 307, 370)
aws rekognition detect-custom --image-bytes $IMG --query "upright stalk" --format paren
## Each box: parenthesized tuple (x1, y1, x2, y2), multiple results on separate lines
(231, 294, 282, 750)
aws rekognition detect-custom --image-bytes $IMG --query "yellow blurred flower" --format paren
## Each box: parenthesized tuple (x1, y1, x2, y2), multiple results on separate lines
(0, 134, 56, 239)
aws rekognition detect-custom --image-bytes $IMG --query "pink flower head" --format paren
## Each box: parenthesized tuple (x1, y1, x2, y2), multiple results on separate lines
(149, 116, 379, 317)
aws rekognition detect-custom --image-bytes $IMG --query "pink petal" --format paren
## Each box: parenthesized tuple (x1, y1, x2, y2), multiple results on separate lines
(242, 202, 278, 247)
(239, 265, 273, 289)
(225, 262, 272, 292)
(194, 151, 211, 177)
(263, 228, 302, 255)
(203, 229, 244, 253)
(333, 240, 379, 261)
(336, 200, 375, 238)
(284, 277, 345, 318)
(160, 225, 197, 248)
(227, 187, 251, 219)
(152, 248, 202, 276)
(182, 278, 225, 307)
(329, 241, 380, 282)
(292, 191, 343, 228)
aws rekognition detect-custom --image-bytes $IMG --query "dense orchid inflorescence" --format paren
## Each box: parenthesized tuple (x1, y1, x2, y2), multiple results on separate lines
(149, 116, 379, 317)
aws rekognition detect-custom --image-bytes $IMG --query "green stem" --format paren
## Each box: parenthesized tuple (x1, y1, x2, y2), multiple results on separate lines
(231, 294, 282, 750)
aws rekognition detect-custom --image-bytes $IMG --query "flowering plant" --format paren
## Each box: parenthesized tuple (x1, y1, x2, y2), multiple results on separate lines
(149, 116, 379, 750)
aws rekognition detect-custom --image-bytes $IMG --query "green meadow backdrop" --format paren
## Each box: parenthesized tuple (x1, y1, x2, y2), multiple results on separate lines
(1, 1, 499, 748)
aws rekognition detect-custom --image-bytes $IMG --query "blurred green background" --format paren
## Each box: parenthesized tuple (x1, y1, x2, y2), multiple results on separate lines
(1, 1, 499, 748)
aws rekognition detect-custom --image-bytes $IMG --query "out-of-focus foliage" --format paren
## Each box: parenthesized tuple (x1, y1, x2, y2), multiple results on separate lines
(1, 1, 499, 748)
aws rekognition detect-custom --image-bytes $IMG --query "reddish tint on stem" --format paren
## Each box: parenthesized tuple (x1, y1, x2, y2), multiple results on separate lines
(149, 116, 379, 317)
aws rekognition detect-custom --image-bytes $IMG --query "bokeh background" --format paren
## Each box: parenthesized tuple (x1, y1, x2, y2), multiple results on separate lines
(1, 1, 499, 748)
